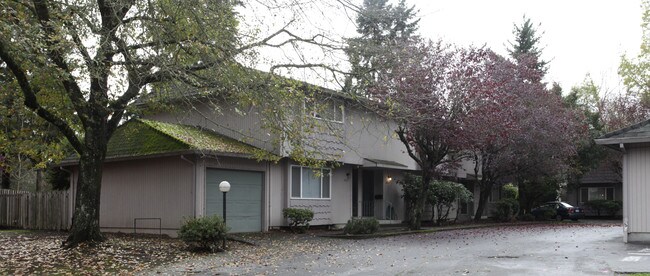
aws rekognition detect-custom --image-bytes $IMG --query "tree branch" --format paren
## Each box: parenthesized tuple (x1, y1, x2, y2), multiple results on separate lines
(63, 20, 93, 69)
(32, 0, 89, 124)
(270, 63, 349, 76)
(0, 40, 84, 154)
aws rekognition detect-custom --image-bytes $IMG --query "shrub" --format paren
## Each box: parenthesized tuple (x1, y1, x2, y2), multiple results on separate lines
(343, 217, 380, 235)
(283, 208, 314, 233)
(427, 180, 472, 225)
(502, 183, 518, 199)
(585, 200, 622, 217)
(178, 215, 228, 252)
(492, 198, 520, 222)
(518, 213, 535, 221)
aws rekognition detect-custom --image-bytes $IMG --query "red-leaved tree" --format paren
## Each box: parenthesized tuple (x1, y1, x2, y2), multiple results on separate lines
(466, 53, 584, 219)
(367, 39, 489, 229)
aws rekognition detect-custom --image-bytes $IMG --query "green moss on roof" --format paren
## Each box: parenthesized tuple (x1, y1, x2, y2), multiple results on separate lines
(106, 119, 259, 158)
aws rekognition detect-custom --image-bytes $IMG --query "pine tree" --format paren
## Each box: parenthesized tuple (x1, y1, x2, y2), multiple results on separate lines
(345, 0, 419, 95)
(508, 16, 548, 76)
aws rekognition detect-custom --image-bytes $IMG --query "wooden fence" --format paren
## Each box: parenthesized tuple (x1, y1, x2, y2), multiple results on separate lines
(0, 189, 71, 230)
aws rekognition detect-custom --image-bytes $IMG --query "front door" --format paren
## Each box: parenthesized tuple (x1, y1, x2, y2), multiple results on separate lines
(362, 170, 374, 217)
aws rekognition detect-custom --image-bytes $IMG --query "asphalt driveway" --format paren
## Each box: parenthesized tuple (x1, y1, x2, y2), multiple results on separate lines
(145, 221, 650, 275)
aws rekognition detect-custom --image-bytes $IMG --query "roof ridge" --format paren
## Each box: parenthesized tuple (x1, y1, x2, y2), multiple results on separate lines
(136, 118, 195, 148)
(598, 118, 650, 139)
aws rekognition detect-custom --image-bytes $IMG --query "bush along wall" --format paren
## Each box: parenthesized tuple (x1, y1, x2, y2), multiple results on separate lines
(283, 208, 314, 233)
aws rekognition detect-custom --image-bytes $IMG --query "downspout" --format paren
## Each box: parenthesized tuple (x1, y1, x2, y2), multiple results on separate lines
(180, 155, 196, 217)
(267, 161, 271, 232)
(619, 143, 628, 242)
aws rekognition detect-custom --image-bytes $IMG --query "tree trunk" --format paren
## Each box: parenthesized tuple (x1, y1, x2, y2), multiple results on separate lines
(518, 180, 527, 214)
(1, 166, 10, 189)
(409, 173, 431, 230)
(35, 169, 42, 192)
(64, 130, 108, 248)
(473, 183, 492, 221)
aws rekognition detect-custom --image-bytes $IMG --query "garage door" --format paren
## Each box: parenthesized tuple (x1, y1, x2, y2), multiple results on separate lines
(206, 169, 263, 232)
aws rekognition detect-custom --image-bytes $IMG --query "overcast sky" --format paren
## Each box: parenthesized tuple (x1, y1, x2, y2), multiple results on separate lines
(413, 0, 643, 93)
(243, 0, 643, 94)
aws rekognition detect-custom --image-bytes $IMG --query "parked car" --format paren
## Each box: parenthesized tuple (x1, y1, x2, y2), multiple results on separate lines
(531, 201, 585, 221)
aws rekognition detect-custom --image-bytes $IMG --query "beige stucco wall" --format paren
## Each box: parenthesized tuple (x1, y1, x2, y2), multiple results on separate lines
(93, 156, 195, 236)
(623, 145, 650, 242)
(145, 99, 419, 170)
(287, 164, 353, 226)
(145, 102, 278, 154)
(342, 107, 418, 169)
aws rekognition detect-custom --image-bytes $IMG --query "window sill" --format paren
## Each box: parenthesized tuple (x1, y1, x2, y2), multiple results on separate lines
(290, 197, 332, 201)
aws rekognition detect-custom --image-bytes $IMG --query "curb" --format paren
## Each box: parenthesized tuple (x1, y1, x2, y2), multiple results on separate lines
(318, 221, 562, 240)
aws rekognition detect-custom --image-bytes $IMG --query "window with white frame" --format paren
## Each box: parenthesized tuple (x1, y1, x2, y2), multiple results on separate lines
(291, 166, 331, 199)
(305, 98, 344, 123)
(580, 187, 614, 203)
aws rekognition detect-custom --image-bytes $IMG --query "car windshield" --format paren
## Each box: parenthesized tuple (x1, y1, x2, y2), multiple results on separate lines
(560, 202, 573, 208)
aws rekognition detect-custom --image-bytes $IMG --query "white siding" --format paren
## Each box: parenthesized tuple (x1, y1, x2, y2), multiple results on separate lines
(625, 146, 650, 236)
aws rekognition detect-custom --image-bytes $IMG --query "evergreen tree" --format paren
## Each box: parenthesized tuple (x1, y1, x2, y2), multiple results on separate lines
(508, 16, 548, 76)
(345, 0, 419, 94)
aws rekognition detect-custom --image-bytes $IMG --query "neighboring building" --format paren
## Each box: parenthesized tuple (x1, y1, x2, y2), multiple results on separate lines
(62, 89, 479, 236)
(565, 161, 622, 217)
(596, 119, 650, 243)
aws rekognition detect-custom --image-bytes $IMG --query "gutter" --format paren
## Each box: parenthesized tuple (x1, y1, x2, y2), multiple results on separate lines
(595, 136, 650, 145)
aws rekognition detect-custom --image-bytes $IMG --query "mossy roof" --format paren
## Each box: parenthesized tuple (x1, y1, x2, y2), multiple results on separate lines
(106, 119, 259, 158)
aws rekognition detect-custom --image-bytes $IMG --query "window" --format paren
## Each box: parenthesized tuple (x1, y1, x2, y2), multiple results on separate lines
(291, 166, 331, 199)
(580, 187, 614, 203)
(305, 98, 344, 123)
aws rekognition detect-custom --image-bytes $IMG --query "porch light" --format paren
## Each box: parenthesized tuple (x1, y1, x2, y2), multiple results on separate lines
(386, 175, 393, 183)
(219, 181, 230, 249)
(219, 181, 231, 192)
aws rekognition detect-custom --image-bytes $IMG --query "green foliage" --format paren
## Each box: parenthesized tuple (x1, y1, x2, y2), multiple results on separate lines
(343, 217, 380, 235)
(399, 173, 424, 225)
(46, 167, 70, 191)
(518, 178, 560, 213)
(492, 198, 520, 222)
(502, 183, 518, 199)
(508, 15, 547, 75)
(620, 0, 650, 104)
(518, 213, 536, 221)
(563, 77, 609, 189)
(283, 208, 314, 233)
(585, 200, 622, 217)
(345, 0, 419, 94)
(428, 180, 472, 225)
(178, 215, 228, 252)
